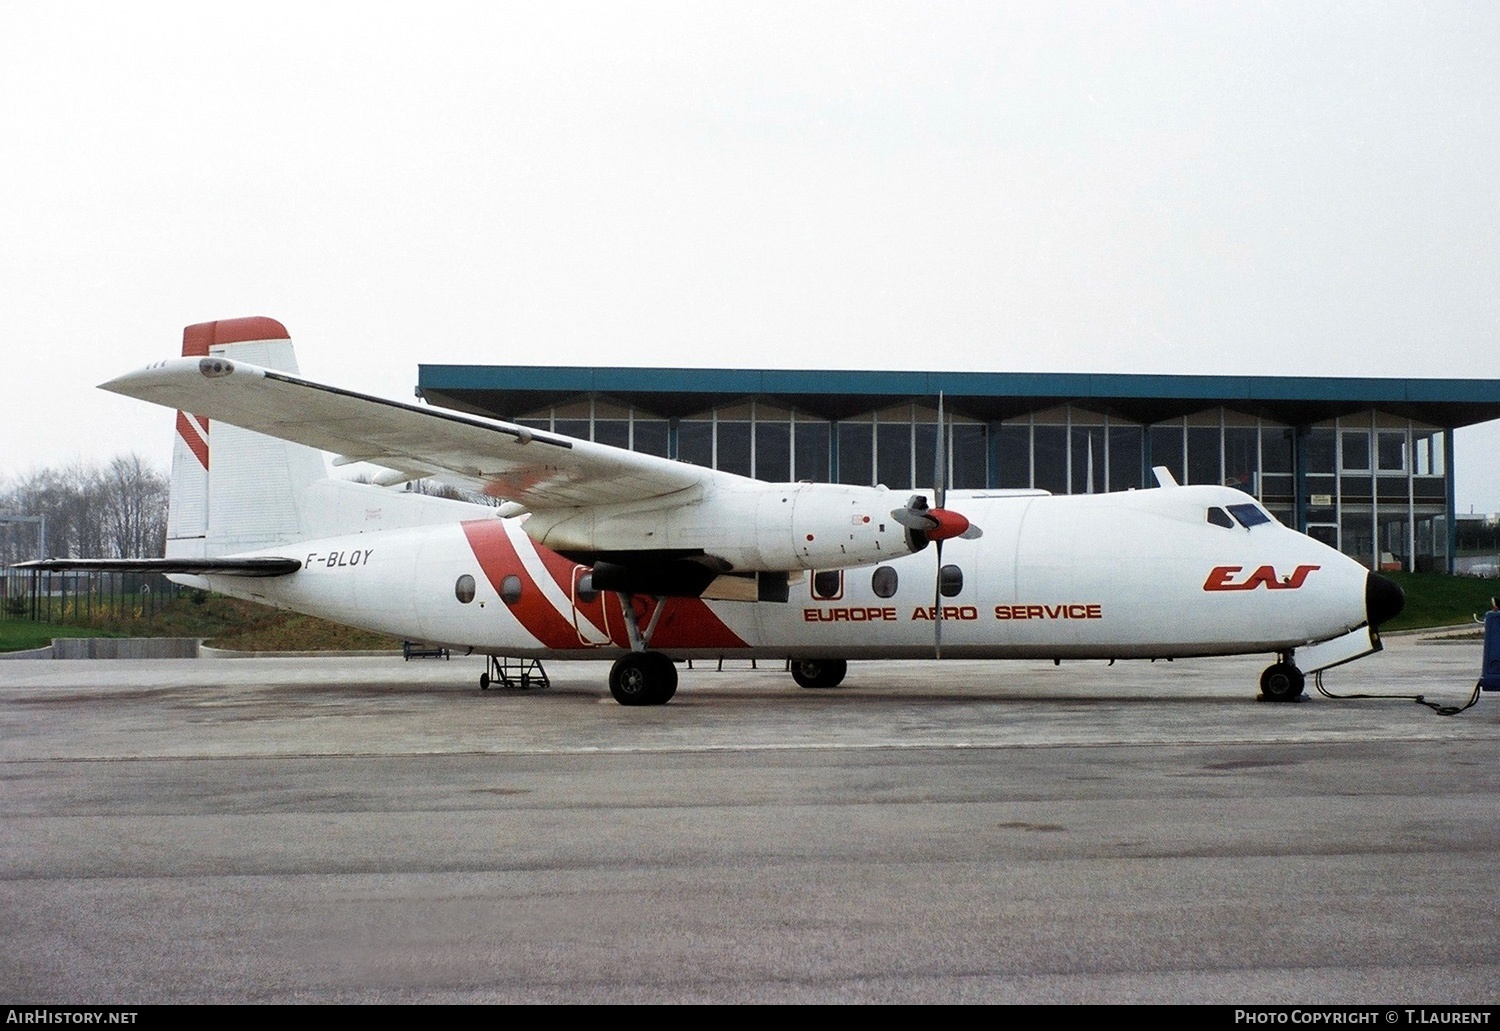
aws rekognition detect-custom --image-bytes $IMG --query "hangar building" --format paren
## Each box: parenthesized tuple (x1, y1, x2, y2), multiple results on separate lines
(416, 366, 1500, 575)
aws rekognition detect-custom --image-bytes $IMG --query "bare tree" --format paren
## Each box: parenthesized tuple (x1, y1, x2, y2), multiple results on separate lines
(0, 455, 168, 564)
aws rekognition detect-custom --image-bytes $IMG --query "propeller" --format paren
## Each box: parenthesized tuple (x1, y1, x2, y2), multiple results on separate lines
(888, 395, 984, 657)
(930, 395, 981, 657)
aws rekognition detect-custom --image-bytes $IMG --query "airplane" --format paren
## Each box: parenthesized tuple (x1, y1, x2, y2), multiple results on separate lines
(23, 316, 1406, 706)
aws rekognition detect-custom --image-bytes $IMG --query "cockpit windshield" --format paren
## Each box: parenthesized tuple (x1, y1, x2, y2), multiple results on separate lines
(1227, 503, 1271, 529)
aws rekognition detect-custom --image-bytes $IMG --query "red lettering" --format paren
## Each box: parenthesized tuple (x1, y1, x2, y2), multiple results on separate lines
(1284, 564, 1320, 588)
(1205, 564, 1320, 592)
(1204, 566, 1242, 591)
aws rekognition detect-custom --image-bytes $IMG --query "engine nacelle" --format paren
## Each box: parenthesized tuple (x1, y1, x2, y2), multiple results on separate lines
(520, 481, 921, 573)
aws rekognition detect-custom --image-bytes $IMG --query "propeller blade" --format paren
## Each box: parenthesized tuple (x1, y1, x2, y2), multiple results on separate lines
(933, 536, 944, 660)
(934, 392, 946, 511)
(890, 494, 936, 531)
(934, 393, 946, 659)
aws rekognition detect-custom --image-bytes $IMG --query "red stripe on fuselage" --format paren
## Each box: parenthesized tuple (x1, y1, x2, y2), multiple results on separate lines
(176, 411, 208, 470)
(517, 527, 628, 647)
(462, 520, 749, 652)
(461, 520, 581, 649)
(634, 596, 750, 650)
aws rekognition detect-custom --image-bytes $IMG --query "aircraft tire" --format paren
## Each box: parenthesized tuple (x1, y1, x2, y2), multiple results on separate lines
(1259, 662, 1305, 702)
(647, 652, 678, 704)
(609, 653, 677, 706)
(791, 658, 848, 689)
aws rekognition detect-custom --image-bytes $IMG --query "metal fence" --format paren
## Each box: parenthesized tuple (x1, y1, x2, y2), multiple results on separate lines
(1, 568, 185, 624)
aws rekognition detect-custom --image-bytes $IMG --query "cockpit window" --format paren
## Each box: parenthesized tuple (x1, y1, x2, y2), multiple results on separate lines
(1206, 507, 1234, 529)
(1228, 503, 1271, 528)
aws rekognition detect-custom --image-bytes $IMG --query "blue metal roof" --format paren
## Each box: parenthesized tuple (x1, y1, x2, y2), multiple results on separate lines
(417, 365, 1500, 428)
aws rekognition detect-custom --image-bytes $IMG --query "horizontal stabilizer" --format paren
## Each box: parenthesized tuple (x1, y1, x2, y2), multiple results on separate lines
(16, 557, 302, 578)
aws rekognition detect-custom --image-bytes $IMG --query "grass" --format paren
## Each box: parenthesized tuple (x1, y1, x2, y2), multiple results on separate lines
(0, 621, 125, 653)
(1, 593, 401, 653)
(1383, 572, 1498, 632)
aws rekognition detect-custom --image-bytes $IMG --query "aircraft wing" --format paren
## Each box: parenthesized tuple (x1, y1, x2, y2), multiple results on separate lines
(102, 357, 722, 509)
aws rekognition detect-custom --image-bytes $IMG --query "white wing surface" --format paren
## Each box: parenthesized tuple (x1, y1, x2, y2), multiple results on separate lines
(103, 356, 723, 509)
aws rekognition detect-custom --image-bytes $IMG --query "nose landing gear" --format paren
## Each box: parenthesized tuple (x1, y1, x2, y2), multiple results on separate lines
(1259, 659, 1305, 702)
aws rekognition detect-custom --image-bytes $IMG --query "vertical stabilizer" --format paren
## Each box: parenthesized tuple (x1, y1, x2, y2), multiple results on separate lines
(166, 317, 330, 558)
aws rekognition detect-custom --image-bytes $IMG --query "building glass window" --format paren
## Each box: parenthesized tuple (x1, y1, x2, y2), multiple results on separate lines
(913, 418, 938, 490)
(1071, 424, 1105, 494)
(1341, 431, 1371, 471)
(678, 419, 712, 468)
(1341, 509, 1374, 569)
(793, 417, 831, 482)
(1108, 424, 1143, 492)
(1149, 425, 1184, 485)
(633, 419, 669, 458)
(838, 420, 873, 486)
(1187, 426, 1221, 486)
(951, 422, 988, 489)
(876, 416, 912, 489)
(1377, 431, 1407, 473)
(996, 423, 1030, 489)
(1223, 427, 1258, 493)
(1033, 425, 1067, 494)
(1414, 430, 1445, 477)
(755, 418, 791, 481)
(594, 419, 630, 449)
(717, 419, 752, 477)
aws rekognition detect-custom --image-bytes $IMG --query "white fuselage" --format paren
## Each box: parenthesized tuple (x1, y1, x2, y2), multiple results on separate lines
(194, 484, 1371, 662)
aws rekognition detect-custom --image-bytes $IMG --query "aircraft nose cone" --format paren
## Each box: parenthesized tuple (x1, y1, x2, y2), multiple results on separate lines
(1365, 572, 1405, 628)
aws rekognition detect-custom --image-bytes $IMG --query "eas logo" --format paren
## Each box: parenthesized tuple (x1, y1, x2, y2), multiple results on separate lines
(1203, 564, 1320, 592)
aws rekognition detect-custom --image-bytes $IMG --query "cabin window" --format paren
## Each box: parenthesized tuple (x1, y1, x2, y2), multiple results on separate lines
(871, 566, 898, 599)
(455, 574, 476, 604)
(939, 564, 964, 598)
(812, 570, 843, 600)
(1228, 503, 1271, 529)
(500, 574, 523, 605)
(1206, 507, 1234, 529)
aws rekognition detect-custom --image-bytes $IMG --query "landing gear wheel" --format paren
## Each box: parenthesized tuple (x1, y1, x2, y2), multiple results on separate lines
(791, 658, 848, 689)
(479, 672, 490, 690)
(609, 652, 678, 706)
(1259, 661, 1305, 702)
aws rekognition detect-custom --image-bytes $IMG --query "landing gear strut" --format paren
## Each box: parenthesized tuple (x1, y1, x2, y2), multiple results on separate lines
(791, 658, 848, 689)
(609, 652, 678, 706)
(1259, 659, 1305, 702)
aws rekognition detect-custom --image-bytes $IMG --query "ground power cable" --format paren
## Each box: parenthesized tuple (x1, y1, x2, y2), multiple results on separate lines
(1313, 669, 1483, 716)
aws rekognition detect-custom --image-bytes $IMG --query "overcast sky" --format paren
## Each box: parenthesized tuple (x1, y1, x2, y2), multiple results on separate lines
(4, 1, 1497, 511)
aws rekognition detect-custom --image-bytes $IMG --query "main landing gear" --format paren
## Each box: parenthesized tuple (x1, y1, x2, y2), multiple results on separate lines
(609, 652, 678, 706)
(791, 658, 848, 689)
(1259, 657, 1306, 702)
